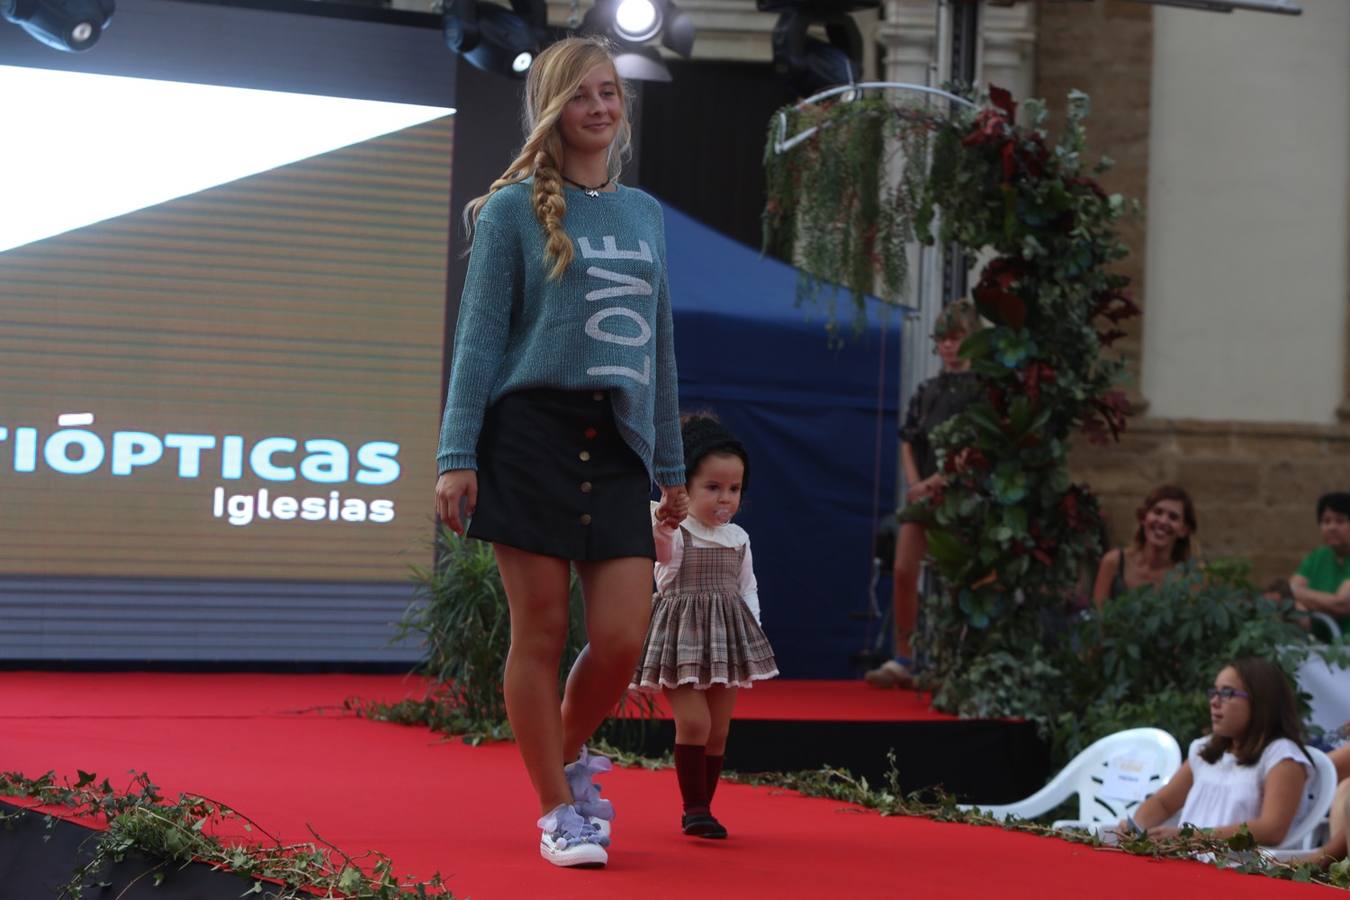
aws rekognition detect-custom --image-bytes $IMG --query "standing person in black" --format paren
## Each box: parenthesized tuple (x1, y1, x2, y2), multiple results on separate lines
(866, 300, 982, 688)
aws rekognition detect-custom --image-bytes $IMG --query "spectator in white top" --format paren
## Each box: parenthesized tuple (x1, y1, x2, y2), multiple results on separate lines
(1116, 657, 1312, 846)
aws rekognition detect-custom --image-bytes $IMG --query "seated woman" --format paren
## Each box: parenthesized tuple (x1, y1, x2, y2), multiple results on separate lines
(1092, 484, 1198, 607)
(1118, 657, 1312, 847)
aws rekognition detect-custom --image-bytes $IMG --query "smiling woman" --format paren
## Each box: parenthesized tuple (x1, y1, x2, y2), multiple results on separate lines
(1092, 484, 1199, 606)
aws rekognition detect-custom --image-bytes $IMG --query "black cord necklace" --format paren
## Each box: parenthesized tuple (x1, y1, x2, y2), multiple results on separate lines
(562, 175, 612, 198)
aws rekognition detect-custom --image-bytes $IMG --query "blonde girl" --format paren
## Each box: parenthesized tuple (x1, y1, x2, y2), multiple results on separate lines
(435, 36, 688, 869)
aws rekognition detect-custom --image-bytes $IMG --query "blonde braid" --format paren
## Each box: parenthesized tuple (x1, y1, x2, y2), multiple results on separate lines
(531, 141, 573, 280)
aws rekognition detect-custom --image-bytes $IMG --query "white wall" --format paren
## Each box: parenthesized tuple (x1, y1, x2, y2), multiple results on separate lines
(1142, 0, 1349, 423)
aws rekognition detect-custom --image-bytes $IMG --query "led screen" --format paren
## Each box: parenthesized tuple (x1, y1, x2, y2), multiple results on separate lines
(0, 66, 455, 582)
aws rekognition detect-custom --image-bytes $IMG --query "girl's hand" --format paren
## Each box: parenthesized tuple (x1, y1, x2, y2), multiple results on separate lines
(1145, 825, 1181, 841)
(656, 485, 688, 526)
(435, 470, 477, 535)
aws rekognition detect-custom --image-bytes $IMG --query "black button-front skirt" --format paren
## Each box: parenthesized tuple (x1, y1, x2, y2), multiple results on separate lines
(466, 388, 656, 561)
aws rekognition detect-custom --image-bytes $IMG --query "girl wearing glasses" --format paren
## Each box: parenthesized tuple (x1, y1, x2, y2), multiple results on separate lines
(1116, 657, 1312, 845)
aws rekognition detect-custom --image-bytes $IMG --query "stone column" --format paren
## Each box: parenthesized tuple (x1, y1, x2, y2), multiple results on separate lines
(980, 3, 1036, 107)
(880, 0, 939, 87)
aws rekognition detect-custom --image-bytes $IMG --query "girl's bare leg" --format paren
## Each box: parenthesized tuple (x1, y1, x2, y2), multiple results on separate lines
(666, 685, 712, 746)
(704, 685, 738, 756)
(494, 544, 574, 815)
(561, 556, 654, 761)
(891, 522, 928, 662)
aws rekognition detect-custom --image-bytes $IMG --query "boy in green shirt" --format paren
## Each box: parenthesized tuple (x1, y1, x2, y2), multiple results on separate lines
(1292, 492, 1350, 634)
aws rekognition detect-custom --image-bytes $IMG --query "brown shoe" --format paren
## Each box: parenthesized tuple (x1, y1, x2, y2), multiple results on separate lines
(864, 659, 914, 689)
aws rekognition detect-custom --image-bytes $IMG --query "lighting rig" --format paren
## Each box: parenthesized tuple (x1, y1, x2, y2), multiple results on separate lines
(2, 0, 114, 51)
(581, 0, 695, 82)
(758, 0, 876, 97)
(443, 0, 549, 78)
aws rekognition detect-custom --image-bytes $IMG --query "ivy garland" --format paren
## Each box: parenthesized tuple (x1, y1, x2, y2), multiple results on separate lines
(0, 769, 448, 899)
(763, 86, 1140, 716)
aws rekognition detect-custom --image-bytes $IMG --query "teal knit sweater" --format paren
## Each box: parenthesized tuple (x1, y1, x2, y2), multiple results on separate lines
(437, 181, 685, 486)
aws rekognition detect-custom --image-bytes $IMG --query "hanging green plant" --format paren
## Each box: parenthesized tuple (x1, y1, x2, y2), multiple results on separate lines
(763, 86, 1142, 719)
(763, 93, 934, 332)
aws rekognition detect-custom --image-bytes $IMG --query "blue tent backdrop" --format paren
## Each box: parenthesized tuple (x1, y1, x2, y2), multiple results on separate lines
(662, 202, 904, 679)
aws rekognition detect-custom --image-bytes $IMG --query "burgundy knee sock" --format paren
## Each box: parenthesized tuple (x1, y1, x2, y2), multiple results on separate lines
(673, 743, 709, 816)
(704, 754, 725, 807)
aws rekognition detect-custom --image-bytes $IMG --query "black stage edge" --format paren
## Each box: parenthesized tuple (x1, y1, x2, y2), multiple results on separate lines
(0, 802, 250, 899)
(610, 718, 1050, 804)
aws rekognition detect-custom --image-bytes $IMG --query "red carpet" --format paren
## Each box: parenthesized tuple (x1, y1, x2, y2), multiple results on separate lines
(0, 673, 1328, 899)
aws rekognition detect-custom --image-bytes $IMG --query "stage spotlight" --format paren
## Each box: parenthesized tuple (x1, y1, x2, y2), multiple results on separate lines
(614, 0, 661, 42)
(758, 0, 875, 97)
(443, 0, 546, 79)
(582, 0, 694, 80)
(2, 0, 114, 52)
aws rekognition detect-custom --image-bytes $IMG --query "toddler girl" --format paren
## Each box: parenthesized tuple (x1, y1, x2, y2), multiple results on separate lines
(631, 414, 779, 838)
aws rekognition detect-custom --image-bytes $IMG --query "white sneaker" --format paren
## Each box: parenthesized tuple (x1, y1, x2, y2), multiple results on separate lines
(538, 804, 608, 868)
(565, 747, 614, 845)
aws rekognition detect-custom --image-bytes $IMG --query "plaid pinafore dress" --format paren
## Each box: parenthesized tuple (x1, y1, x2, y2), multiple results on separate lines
(631, 528, 779, 690)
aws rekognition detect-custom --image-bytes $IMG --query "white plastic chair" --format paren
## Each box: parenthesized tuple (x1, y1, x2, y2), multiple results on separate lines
(959, 727, 1183, 828)
(1310, 611, 1343, 642)
(1273, 745, 1337, 851)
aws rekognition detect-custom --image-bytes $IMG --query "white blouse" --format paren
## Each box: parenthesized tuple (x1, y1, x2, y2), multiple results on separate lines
(1176, 736, 1312, 833)
(651, 505, 760, 624)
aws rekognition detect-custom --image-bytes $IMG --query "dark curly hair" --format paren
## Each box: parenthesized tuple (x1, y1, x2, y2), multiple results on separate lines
(681, 413, 750, 492)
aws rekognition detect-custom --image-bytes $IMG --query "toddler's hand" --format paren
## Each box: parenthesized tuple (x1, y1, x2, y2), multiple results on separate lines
(656, 485, 689, 526)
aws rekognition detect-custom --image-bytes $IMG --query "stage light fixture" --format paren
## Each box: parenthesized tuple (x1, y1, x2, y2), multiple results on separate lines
(612, 45, 672, 82)
(614, 0, 660, 42)
(443, 0, 547, 79)
(581, 0, 694, 80)
(2, 0, 114, 52)
(758, 1, 875, 97)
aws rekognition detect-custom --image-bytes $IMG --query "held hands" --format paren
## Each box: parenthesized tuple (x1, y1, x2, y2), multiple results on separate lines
(435, 470, 477, 536)
(905, 474, 946, 503)
(655, 485, 689, 528)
